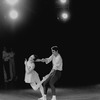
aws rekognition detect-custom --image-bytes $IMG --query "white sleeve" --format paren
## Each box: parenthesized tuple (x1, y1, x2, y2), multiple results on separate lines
(45, 55, 53, 64)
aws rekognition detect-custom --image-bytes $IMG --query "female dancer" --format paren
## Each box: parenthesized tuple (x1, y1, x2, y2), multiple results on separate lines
(24, 55, 47, 100)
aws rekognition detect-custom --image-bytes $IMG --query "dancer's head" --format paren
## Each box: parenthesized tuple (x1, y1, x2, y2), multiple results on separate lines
(29, 55, 35, 62)
(51, 46, 59, 56)
(27, 55, 35, 69)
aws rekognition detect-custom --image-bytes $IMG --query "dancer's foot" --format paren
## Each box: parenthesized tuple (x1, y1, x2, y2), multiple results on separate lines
(38, 95, 47, 100)
(51, 96, 56, 100)
(38, 96, 44, 100)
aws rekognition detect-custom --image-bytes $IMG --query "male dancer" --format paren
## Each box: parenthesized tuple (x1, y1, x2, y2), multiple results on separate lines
(36, 46, 63, 100)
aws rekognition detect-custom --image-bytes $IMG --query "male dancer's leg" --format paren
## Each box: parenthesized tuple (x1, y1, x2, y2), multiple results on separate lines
(49, 71, 61, 100)
(43, 76, 51, 95)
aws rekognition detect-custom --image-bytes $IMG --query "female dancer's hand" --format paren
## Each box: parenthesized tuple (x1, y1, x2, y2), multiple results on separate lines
(24, 58, 27, 64)
(36, 58, 45, 62)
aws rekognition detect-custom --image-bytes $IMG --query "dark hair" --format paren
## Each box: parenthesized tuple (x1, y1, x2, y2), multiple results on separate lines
(51, 46, 58, 51)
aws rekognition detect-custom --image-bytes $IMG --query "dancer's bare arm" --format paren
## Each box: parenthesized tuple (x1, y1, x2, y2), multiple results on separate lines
(35, 58, 46, 62)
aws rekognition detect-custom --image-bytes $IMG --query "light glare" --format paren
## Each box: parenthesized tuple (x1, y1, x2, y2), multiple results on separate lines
(9, 10, 18, 20)
(57, 11, 70, 23)
(6, 0, 18, 6)
(57, 0, 69, 6)
(61, 12, 68, 19)
(60, 0, 67, 4)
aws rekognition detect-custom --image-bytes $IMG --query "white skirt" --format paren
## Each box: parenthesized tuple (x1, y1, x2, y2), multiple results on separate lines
(24, 70, 40, 83)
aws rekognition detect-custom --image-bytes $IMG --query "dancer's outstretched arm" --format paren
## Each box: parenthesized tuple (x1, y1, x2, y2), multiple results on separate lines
(36, 55, 52, 64)
(35, 58, 46, 62)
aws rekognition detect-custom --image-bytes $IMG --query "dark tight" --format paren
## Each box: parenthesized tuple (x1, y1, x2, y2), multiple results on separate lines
(43, 70, 61, 95)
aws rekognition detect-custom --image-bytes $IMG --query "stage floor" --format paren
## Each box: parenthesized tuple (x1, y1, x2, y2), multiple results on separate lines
(0, 87, 100, 100)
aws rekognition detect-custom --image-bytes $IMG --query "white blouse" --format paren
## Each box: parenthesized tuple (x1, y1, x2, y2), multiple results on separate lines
(24, 60, 39, 83)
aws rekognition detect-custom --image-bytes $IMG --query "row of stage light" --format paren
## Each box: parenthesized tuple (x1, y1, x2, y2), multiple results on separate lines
(57, 0, 70, 22)
(0, 0, 70, 30)
(5, 0, 70, 21)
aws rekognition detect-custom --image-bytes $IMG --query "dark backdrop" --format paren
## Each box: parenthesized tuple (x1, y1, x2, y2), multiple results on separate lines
(0, 0, 99, 88)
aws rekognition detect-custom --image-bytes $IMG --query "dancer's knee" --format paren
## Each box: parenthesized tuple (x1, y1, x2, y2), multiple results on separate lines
(30, 84, 38, 91)
(33, 86, 38, 90)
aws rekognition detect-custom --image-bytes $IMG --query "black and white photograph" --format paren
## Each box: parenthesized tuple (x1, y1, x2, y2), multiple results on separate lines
(0, 0, 99, 100)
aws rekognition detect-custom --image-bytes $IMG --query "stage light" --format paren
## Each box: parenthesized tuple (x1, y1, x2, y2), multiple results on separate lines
(57, 0, 69, 6)
(5, 0, 18, 6)
(61, 12, 68, 19)
(57, 11, 70, 23)
(60, 0, 67, 4)
(9, 10, 18, 20)
(0, 0, 37, 31)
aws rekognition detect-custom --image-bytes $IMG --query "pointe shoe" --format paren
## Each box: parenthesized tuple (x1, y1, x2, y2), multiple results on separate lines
(38, 95, 47, 100)
(38, 97, 43, 100)
(51, 96, 56, 100)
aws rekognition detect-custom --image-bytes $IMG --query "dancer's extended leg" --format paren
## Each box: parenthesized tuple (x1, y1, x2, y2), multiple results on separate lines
(33, 74, 46, 100)
(38, 85, 47, 100)
(40, 85, 44, 96)
(30, 82, 38, 90)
